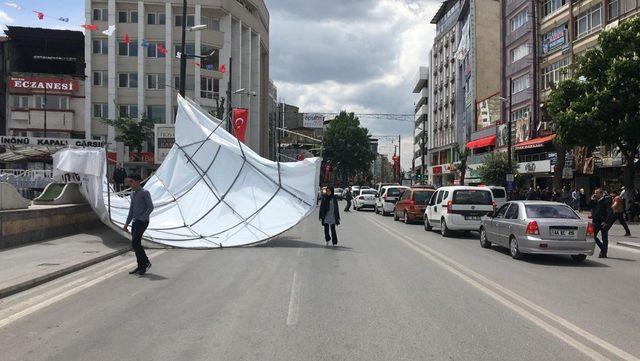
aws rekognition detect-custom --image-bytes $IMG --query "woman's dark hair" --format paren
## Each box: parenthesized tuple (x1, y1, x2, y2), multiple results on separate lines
(325, 186, 335, 197)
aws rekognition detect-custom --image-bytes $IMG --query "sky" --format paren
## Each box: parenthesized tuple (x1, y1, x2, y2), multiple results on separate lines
(0, 0, 441, 170)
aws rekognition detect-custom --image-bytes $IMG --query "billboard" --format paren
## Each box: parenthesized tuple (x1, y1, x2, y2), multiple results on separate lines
(476, 94, 502, 131)
(302, 113, 324, 129)
(154, 124, 175, 164)
(8, 76, 79, 94)
(497, 123, 509, 148)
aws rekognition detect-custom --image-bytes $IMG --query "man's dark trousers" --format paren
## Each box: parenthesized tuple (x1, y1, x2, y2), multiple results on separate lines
(593, 221, 609, 256)
(131, 220, 150, 268)
(344, 200, 351, 212)
(324, 223, 338, 245)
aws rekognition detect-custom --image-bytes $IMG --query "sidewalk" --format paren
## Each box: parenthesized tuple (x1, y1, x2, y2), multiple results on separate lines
(578, 212, 640, 250)
(0, 226, 131, 299)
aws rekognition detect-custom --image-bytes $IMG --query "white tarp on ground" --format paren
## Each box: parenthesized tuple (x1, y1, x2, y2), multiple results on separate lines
(53, 96, 321, 248)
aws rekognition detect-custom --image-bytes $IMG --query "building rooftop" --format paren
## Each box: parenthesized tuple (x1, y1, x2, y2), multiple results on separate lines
(431, 0, 457, 24)
(412, 66, 429, 93)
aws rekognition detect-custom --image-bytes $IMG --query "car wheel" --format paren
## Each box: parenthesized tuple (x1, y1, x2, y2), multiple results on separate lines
(374, 205, 379, 214)
(381, 208, 388, 216)
(393, 211, 399, 221)
(440, 219, 451, 237)
(479, 227, 491, 248)
(571, 254, 587, 262)
(424, 218, 432, 231)
(403, 211, 410, 224)
(509, 236, 523, 260)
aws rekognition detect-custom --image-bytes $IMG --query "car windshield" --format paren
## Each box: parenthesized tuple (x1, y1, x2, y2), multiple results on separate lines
(386, 188, 405, 196)
(525, 204, 580, 219)
(491, 188, 506, 198)
(361, 190, 377, 195)
(453, 190, 493, 205)
(414, 191, 434, 203)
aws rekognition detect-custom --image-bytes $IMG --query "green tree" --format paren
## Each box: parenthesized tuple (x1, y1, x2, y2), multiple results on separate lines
(554, 17, 640, 191)
(101, 114, 155, 161)
(323, 111, 375, 180)
(456, 144, 470, 185)
(476, 152, 517, 186)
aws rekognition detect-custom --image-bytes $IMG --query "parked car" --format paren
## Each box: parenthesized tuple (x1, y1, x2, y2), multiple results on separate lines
(479, 201, 595, 261)
(354, 189, 378, 211)
(394, 188, 436, 224)
(482, 186, 507, 207)
(424, 186, 495, 237)
(335, 188, 344, 200)
(375, 185, 409, 216)
(375, 182, 399, 195)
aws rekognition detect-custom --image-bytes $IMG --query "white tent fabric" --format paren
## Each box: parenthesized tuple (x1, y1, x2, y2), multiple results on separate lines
(53, 96, 321, 248)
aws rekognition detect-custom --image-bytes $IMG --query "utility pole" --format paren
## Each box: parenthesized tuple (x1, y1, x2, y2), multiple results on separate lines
(421, 115, 427, 181)
(43, 87, 47, 137)
(508, 77, 513, 171)
(178, 0, 187, 97)
(226, 57, 233, 132)
(398, 134, 401, 182)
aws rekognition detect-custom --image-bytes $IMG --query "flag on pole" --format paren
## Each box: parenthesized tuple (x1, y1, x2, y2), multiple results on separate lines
(123, 34, 131, 44)
(58, 17, 69, 22)
(141, 39, 149, 48)
(205, 64, 214, 70)
(33, 11, 44, 20)
(218, 64, 226, 73)
(81, 24, 98, 31)
(232, 108, 249, 143)
(102, 25, 116, 36)
(157, 43, 167, 55)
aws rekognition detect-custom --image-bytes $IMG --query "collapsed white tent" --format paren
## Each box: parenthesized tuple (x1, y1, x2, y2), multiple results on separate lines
(53, 96, 321, 248)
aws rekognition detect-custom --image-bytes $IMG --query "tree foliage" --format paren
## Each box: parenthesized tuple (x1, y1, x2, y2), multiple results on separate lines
(323, 111, 375, 180)
(552, 17, 640, 191)
(476, 152, 517, 186)
(456, 144, 470, 185)
(101, 114, 155, 161)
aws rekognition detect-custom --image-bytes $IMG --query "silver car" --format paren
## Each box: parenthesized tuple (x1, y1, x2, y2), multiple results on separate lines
(479, 201, 596, 262)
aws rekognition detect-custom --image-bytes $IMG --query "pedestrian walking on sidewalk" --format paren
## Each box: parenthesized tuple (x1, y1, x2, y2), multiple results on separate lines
(343, 188, 353, 212)
(590, 188, 613, 258)
(609, 190, 631, 236)
(123, 174, 154, 275)
(113, 163, 127, 192)
(571, 188, 580, 210)
(319, 186, 340, 246)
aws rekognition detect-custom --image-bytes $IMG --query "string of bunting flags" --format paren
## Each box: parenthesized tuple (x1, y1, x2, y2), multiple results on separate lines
(2, 2, 226, 73)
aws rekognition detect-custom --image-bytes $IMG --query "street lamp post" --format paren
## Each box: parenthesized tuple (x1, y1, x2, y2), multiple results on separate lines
(498, 77, 514, 188)
(179, 0, 187, 97)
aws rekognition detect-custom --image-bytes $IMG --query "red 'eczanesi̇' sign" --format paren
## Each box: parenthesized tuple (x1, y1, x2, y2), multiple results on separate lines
(9, 76, 79, 94)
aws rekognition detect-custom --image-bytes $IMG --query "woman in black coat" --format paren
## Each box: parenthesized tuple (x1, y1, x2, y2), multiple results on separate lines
(319, 186, 341, 246)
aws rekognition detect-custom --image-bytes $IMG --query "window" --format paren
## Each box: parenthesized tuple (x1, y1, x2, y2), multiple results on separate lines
(452, 190, 493, 205)
(93, 71, 107, 86)
(93, 103, 108, 118)
(12, 95, 29, 109)
(92, 39, 108, 54)
(201, 44, 219, 68)
(542, 0, 567, 17)
(200, 16, 209, 28)
(608, 0, 620, 19)
(525, 204, 579, 219)
(512, 73, 530, 94)
(93, 8, 107, 21)
(211, 18, 220, 31)
(118, 11, 138, 23)
(146, 105, 166, 123)
(147, 42, 166, 58)
(511, 107, 529, 121)
(200, 77, 219, 99)
(435, 191, 444, 204)
(34, 95, 69, 110)
(541, 58, 571, 89)
(146, 74, 166, 90)
(147, 12, 166, 25)
(174, 76, 195, 91)
(575, 5, 602, 40)
(159, 13, 166, 25)
(119, 105, 138, 118)
(621, 0, 637, 14)
(175, 15, 195, 27)
(495, 204, 509, 218)
(118, 72, 138, 88)
(505, 204, 520, 219)
(510, 43, 529, 63)
(119, 40, 138, 56)
(174, 43, 195, 57)
(542, 23, 568, 54)
(511, 9, 529, 32)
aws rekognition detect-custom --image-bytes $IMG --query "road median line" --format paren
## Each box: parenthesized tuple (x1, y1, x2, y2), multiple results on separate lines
(362, 213, 639, 361)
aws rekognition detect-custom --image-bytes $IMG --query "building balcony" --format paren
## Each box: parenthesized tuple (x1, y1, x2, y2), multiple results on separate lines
(412, 66, 429, 92)
(414, 104, 428, 119)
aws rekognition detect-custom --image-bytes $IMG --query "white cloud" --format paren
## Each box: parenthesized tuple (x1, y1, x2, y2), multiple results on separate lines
(0, 10, 14, 27)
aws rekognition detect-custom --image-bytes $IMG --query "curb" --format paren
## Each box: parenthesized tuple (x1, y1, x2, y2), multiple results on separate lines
(0, 247, 131, 300)
(616, 241, 640, 250)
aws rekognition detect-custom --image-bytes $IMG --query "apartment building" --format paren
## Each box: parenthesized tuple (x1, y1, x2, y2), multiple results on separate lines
(429, 0, 461, 186)
(85, 0, 270, 166)
(412, 66, 429, 179)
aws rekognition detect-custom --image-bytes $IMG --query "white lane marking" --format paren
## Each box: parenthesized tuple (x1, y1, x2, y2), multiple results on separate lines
(297, 248, 303, 257)
(610, 244, 640, 254)
(363, 215, 639, 361)
(0, 250, 166, 329)
(286, 271, 301, 326)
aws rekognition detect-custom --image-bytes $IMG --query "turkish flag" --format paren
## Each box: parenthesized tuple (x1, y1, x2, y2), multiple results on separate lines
(232, 108, 249, 143)
(123, 34, 131, 44)
(218, 64, 226, 73)
(81, 24, 98, 31)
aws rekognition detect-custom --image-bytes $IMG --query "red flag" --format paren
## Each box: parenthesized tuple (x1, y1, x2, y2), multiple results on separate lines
(218, 64, 226, 73)
(194, 61, 202, 68)
(33, 11, 44, 20)
(231, 108, 249, 143)
(123, 34, 131, 44)
(81, 24, 98, 31)
(157, 43, 167, 55)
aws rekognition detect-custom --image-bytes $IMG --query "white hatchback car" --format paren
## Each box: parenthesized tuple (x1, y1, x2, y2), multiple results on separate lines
(375, 186, 409, 216)
(424, 186, 496, 237)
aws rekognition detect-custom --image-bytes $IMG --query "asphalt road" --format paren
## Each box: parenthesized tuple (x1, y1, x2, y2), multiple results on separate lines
(1, 201, 639, 361)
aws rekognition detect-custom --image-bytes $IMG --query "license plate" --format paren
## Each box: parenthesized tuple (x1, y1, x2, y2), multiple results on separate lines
(550, 229, 576, 237)
(465, 216, 480, 221)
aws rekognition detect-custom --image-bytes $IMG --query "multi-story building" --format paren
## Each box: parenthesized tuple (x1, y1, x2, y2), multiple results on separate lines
(429, 0, 461, 186)
(85, 0, 270, 169)
(457, 0, 502, 184)
(412, 66, 429, 180)
(1, 26, 87, 169)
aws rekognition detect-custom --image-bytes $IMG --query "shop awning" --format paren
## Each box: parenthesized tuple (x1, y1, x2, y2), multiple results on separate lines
(466, 135, 496, 150)
(515, 134, 556, 150)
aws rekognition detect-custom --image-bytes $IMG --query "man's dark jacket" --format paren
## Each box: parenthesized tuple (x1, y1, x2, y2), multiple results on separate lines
(319, 196, 340, 225)
(591, 195, 613, 223)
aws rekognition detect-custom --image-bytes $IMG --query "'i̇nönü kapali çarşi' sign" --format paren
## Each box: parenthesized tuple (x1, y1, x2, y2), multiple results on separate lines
(0, 136, 105, 148)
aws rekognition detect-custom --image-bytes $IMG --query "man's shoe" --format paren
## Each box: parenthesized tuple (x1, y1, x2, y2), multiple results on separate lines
(129, 268, 140, 274)
(325, 240, 330, 246)
(598, 253, 607, 258)
(137, 267, 147, 275)
(145, 261, 152, 271)
(624, 233, 631, 237)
